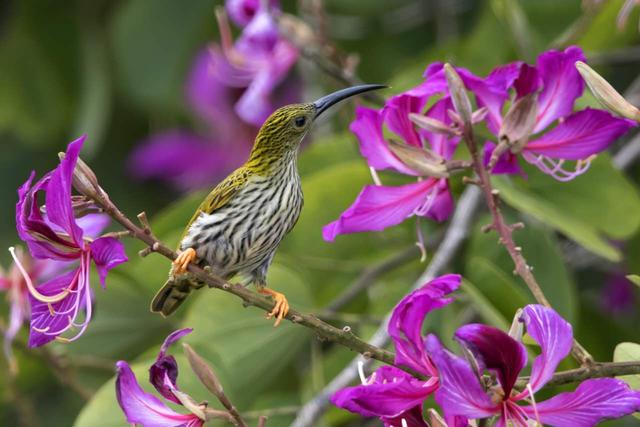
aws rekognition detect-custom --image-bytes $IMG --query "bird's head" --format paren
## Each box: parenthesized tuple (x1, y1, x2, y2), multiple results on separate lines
(247, 84, 386, 168)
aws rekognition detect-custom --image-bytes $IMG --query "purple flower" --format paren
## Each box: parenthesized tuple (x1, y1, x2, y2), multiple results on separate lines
(115, 328, 205, 427)
(601, 273, 636, 315)
(14, 136, 127, 347)
(129, 0, 300, 191)
(323, 87, 459, 241)
(427, 304, 640, 426)
(484, 46, 636, 181)
(331, 274, 461, 423)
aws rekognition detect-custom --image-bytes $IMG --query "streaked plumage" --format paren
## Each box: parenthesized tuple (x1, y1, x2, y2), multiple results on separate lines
(150, 85, 386, 323)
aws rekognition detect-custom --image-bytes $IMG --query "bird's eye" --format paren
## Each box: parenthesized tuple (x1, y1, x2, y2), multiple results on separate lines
(294, 116, 307, 128)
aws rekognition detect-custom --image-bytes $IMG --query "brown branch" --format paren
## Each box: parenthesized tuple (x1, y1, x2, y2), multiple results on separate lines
(516, 361, 640, 388)
(460, 116, 594, 366)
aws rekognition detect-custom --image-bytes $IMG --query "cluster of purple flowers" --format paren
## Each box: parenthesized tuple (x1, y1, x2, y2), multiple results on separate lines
(128, 0, 300, 191)
(332, 274, 640, 426)
(324, 46, 635, 242)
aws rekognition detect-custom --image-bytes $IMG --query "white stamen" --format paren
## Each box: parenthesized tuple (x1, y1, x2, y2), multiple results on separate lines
(369, 167, 382, 186)
(401, 419, 408, 427)
(357, 360, 367, 385)
(8, 247, 69, 303)
(527, 383, 541, 426)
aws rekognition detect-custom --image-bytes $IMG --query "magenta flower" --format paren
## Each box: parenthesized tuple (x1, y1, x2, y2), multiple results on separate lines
(116, 328, 205, 427)
(601, 273, 636, 315)
(129, 0, 300, 191)
(323, 88, 459, 241)
(484, 46, 636, 181)
(330, 274, 461, 423)
(14, 136, 127, 347)
(427, 304, 640, 426)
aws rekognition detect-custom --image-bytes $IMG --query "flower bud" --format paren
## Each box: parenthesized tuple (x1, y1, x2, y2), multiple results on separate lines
(444, 63, 473, 129)
(183, 343, 225, 397)
(576, 61, 640, 122)
(387, 139, 449, 178)
(409, 113, 457, 137)
(58, 152, 107, 202)
(499, 93, 538, 152)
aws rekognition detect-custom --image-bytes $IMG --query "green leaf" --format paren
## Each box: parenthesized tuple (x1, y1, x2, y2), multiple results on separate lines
(110, 0, 212, 111)
(493, 155, 640, 262)
(613, 342, 640, 389)
(181, 263, 313, 408)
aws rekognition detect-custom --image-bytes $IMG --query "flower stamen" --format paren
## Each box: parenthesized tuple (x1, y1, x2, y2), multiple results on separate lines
(9, 247, 70, 303)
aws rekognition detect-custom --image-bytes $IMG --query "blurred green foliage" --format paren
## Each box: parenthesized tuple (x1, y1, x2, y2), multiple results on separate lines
(2, 0, 640, 426)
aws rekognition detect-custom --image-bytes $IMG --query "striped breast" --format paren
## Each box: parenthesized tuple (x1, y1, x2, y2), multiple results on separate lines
(180, 159, 303, 279)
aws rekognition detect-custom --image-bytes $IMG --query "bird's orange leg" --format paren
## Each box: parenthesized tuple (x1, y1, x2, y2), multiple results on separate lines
(258, 287, 290, 327)
(173, 248, 197, 275)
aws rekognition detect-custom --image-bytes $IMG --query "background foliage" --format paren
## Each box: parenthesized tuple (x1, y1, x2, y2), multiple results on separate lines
(1, 0, 640, 426)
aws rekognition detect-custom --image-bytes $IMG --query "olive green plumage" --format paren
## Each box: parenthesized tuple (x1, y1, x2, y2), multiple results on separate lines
(150, 84, 386, 317)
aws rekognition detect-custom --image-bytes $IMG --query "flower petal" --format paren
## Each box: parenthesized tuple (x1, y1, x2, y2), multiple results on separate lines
(46, 136, 86, 246)
(454, 324, 527, 397)
(534, 46, 586, 132)
(514, 63, 541, 98)
(350, 106, 417, 175)
(522, 378, 640, 427)
(3, 289, 26, 371)
(90, 237, 128, 288)
(322, 180, 438, 242)
(116, 361, 203, 427)
(128, 130, 248, 191)
(382, 405, 429, 427)
(525, 108, 635, 160)
(28, 269, 84, 347)
(420, 97, 460, 159)
(331, 365, 436, 418)
(149, 329, 193, 405)
(76, 213, 110, 239)
(425, 179, 454, 222)
(520, 304, 572, 393)
(389, 274, 461, 375)
(384, 94, 426, 148)
(426, 335, 497, 419)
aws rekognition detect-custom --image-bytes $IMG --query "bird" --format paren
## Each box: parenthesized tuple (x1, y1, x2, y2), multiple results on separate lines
(150, 84, 386, 326)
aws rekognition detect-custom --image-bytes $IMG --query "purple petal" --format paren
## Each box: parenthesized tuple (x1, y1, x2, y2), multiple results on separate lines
(522, 378, 640, 427)
(525, 108, 635, 160)
(76, 213, 110, 239)
(331, 365, 436, 418)
(425, 179, 454, 222)
(426, 335, 497, 420)
(3, 288, 26, 370)
(389, 274, 461, 376)
(384, 94, 426, 148)
(90, 237, 128, 288)
(402, 63, 449, 99)
(235, 6, 280, 56)
(128, 130, 248, 191)
(514, 63, 541, 98)
(455, 324, 527, 397)
(234, 41, 298, 125)
(28, 269, 85, 347)
(149, 328, 193, 405)
(534, 46, 586, 132)
(116, 361, 203, 427)
(350, 106, 417, 175)
(382, 405, 429, 427)
(225, 0, 278, 27)
(520, 304, 572, 393)
(483, 142, 525, 176)
(46, 136, 86, 247)
(601, 273, 636, 314)
(322, 180, 440, 242)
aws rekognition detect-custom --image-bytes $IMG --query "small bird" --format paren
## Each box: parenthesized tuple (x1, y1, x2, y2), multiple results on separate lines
(151, 84, 386, 326)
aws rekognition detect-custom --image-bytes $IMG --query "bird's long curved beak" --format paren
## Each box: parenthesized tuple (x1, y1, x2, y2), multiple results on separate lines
(313, 84, 387, 118)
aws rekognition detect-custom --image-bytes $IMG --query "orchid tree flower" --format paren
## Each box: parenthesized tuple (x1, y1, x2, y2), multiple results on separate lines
(14, 136, 127, 347)
(426, 304, 640, 426)
(129, 0, 301, 191)
(330, 274, 461, 424)
(116, 328, 207, 427)
(484, 46, 636, 180)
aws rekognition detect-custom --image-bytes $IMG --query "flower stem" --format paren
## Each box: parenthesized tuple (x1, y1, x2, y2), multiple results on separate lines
(461, 126, 594, 366)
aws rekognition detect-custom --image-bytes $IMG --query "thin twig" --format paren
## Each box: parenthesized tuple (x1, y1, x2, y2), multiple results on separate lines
(516, 361, 640, 388)
(461, 123, 594, 366)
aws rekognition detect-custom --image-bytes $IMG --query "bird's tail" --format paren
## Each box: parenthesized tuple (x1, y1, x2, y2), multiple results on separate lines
(150, 275, 204, 317)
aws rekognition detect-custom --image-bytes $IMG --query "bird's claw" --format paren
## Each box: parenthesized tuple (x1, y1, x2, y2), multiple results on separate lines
(173, 248, 197, 275)
(259, 288, 289, 327)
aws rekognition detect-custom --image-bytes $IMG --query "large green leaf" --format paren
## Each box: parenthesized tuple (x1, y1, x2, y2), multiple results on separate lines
(181, 263, 313, 408)
(613, 342, 640, 420)
(493, 154, 640, 261)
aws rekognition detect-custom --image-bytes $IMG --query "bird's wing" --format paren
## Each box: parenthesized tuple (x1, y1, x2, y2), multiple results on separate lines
(180, 168, 253, 243)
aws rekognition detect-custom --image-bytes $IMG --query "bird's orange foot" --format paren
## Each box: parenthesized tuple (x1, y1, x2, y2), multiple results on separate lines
(258, 287, 290, 327)
(173, 248, 197, 275)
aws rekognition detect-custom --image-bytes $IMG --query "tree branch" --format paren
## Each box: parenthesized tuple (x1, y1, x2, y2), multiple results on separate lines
(516, 361, 640, 388)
